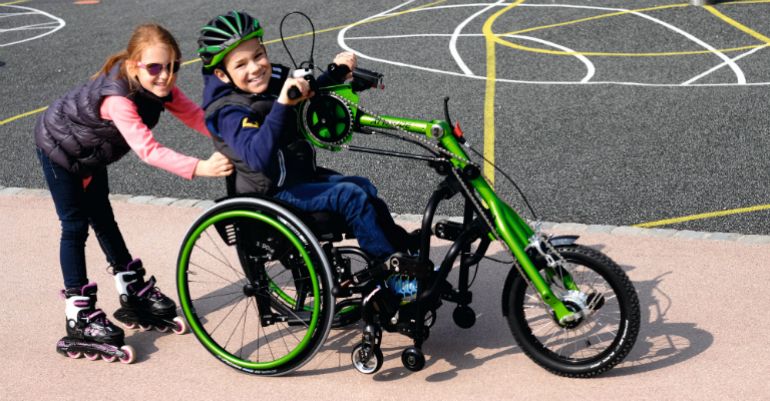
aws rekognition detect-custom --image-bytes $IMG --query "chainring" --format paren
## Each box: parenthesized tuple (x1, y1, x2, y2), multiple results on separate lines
(299, 92, 353, 151)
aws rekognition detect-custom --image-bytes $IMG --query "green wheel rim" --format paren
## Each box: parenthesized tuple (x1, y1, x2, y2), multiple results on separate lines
(177, 209, 320, 370)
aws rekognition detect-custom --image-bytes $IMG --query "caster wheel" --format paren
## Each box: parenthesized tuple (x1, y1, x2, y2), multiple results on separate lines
(171, 316, 188, 335)
(453, 305, 476, 329)
(118, 345, 136, 364)
(351, 344, 383, 374)
(401, 347, 425, 372)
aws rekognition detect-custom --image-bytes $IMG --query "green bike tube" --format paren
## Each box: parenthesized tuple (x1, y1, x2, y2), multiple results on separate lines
(355, 112, 575, 322)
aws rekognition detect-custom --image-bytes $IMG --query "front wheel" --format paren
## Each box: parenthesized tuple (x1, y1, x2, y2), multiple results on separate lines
(505, 244, 640, 377)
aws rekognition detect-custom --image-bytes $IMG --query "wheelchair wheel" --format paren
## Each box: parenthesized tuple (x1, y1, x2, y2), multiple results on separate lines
(176, 198, 335, 376)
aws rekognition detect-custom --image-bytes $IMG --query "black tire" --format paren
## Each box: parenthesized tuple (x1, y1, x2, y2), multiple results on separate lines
(177, 198, 335, 376)
(505, 244, 640, 377)
(401, 347, 425, 371)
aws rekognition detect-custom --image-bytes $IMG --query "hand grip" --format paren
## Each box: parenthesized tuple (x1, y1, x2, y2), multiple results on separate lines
(287, 86, 301, 100)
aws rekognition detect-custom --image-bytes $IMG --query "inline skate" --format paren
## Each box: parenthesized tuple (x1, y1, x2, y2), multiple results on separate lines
(56, 283, 136, 363)
(112, 259, 188, 334)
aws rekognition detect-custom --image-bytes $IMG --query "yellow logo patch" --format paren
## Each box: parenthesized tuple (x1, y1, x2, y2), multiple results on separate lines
(242, 117, 260, 129)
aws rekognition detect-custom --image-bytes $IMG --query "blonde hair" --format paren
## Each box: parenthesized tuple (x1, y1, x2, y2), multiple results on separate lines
(93, 24, 181, 90)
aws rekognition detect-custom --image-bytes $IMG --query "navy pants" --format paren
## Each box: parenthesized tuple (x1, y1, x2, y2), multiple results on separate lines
(274, 175, 408, 259)
(37, 148, 132, 289)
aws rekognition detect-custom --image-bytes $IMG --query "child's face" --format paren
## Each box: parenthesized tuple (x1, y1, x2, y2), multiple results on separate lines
(130, 44, 178, 98)
(215, 38, 271, 94)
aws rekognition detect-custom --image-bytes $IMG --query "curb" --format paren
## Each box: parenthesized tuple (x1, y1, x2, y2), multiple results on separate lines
(3, 185, 769, 245)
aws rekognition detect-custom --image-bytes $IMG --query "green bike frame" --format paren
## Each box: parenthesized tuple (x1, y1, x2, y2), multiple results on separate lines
(326, 85, 575, 322)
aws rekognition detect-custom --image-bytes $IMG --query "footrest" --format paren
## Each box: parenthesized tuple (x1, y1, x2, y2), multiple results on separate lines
(433, 219, 464, 241)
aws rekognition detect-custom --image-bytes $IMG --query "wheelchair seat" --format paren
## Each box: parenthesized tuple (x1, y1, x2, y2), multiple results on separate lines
(221, 192, 354, 242)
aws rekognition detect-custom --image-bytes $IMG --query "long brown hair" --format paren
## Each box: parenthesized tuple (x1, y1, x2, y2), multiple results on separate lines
(92, 24, 182, 90)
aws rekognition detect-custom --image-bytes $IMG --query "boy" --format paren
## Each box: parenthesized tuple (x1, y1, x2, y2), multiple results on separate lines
(197, 10, 418, 261)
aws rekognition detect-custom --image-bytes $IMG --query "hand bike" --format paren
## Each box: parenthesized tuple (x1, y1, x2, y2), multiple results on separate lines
(175, 13, 640, 377)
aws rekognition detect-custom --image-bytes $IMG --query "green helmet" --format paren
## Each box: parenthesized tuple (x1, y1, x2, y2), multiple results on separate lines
(197, 11, 264, 70)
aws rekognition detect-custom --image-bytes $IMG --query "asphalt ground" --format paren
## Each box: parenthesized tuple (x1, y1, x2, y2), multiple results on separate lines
(2, 192, 769, 400)
(1, 0, 769, 233)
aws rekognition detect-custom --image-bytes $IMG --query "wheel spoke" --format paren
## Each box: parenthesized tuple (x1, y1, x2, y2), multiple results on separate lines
(179, 205, 335, 375)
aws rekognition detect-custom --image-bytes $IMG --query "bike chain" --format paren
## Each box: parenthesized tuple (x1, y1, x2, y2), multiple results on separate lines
(328, 93, 547, 291)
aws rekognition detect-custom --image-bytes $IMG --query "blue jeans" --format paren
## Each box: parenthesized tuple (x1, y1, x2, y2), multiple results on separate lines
(274, 175, 407, 259)
(37, 148, 132, 288)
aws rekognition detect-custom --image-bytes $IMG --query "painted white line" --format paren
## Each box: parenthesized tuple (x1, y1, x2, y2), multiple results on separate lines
(0, 21, 60, 33)
(682, 44, 769, 85)
(337, 0, 417, 49)
(626, 10, 746, 85)
(450, 0, 505, 76)
(0, 12, 36, 18)
(0, 5, 65, 48)
(510, 35, 595, 83)
(348, 32, 595, 83)
(356, 2, 754, 86)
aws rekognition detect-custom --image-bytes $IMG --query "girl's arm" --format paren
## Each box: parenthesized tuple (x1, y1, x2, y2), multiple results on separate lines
(101, 95, 199, 179)
(165, 87, 211, 137)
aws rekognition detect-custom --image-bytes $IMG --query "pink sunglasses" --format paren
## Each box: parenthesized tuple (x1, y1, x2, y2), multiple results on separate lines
(137, 61, 181, 76)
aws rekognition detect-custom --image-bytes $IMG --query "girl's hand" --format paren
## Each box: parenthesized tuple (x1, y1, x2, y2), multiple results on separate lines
(194, 151, 233, 177)
(278, 77, 313, 106)
(333, 52, 357, 80)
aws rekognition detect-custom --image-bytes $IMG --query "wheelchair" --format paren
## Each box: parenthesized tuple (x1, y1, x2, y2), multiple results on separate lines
(176, 171, 386, 375)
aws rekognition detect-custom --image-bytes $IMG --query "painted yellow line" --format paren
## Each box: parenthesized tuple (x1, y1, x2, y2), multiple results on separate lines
(269, 0, 447, 40)
(482, 0, 527, 185)
(493, 0, 770, 57)
(4, 1, 446, 124)
(0, 106, 47, 126)
(504, 3, 686, 37)
(704, 5, 770, 44)
(634, 204, 770, 228)
(481, 0, 524, 185)
(0, 0, 28, 5)
(482, 34, 497, 185)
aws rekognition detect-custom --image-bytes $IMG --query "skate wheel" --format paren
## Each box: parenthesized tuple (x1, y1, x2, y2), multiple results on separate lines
(156, 325, 171, 333)
(124, 322, 139, 330)
(66, 351, 83, 359)
(84, 351, 101, 361)
(172, 317, 188, 335)
(139, 323, 153, 331)
(102, 354, 118, 363)
(119, 345, 136, 364)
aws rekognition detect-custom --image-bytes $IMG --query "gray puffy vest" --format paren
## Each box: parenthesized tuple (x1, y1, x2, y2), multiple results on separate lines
(34, 62, 169, 177)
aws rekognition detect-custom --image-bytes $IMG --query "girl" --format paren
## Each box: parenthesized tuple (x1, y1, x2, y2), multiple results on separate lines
(35, 23, 232, 361)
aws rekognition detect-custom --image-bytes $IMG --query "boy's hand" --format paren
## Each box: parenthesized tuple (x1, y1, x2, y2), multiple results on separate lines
(194, 151, 233, 178)
(333, 52, 357, 81)
(278, 77, 313, 106)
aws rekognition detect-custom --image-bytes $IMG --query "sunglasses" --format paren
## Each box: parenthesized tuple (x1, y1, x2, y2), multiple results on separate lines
(137, 61, 181, 76)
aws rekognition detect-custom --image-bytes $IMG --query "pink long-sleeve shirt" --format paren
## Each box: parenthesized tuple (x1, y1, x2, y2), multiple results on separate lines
(99, 86, 211, 180)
